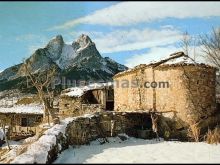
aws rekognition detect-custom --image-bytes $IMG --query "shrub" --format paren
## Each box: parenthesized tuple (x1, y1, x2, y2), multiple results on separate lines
(204, 126, 220, 144)
(187, 121, 201, 142)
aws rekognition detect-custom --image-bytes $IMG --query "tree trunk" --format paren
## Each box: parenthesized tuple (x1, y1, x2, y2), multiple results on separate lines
(3, 123, 11, 150)
(47, 112, 50, 127)
(42, 100, 51, 126)
(43, 98, 56, 126)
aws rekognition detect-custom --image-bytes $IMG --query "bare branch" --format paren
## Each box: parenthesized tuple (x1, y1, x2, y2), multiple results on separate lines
(179, 31, 192, 56)
(200, 27, 220, 69)
(23, 60, 57, 125)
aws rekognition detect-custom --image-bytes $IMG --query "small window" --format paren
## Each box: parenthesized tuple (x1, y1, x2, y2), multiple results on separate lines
(36, 116, 42, 122)
(21, 118, 28, 127)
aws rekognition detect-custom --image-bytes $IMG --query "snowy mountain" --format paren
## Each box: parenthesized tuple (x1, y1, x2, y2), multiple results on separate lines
(0, 34, 128, 91)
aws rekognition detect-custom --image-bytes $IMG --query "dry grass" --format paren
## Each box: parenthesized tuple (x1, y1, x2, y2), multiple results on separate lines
(204, 127, 220, 145)
(15, 145, 28, 156)
(16, 96, 40, 105)
(187, 122, 201, 142)
(0, 148, 9, 158)
(0, 148, 10, 163)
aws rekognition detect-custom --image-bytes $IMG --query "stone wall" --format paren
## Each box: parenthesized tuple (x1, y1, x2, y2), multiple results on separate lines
(59, 89, 109, 117)
(11, 111, 190, 164)
(59, 96, 82, 116)
(64, 111, 170, 146)
(114, 64, 217, 129)
(62, 111, 181, 145)
(81, 104, 104, 113)
(62, 111, 193, 156)
(59, 97, 104, 119)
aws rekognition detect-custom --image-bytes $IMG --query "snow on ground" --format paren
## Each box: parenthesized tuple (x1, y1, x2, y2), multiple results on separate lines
(0, 136, 44, 163)
(11, 114, 93, 164)
(10, 118, 73, 164)
(0, 104, 43, 115)
(0, 139, 24, 163)
(1, 140, 23, 149)
(54, 137, 220, 164)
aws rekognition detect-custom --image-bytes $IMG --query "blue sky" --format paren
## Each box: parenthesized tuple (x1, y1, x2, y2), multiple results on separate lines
(0, 2, 220, 71)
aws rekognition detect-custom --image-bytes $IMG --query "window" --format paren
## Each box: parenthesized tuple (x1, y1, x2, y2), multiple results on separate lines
(21, 118, 28, 127)
(36, 116, 42, 123)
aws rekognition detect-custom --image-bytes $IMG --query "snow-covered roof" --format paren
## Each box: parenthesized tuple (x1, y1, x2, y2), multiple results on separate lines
(150, 53, 196, 66)
(62, 82, 113, 98)
(134, 51, 196, 67)
(0, 105, 44, 115)
(114, 52, 214, 78)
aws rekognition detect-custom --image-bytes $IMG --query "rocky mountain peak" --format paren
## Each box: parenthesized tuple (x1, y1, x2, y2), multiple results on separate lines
(72, 34, 94, 51)
(46, 35, 64, 61)
(0, 33, 128, 91)
(77, 34, 93, 46)
(47, 35, 64, 47)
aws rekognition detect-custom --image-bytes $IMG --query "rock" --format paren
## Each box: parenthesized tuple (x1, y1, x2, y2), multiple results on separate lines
(117, 133, 129, 141)
(53, 117, 60, 125)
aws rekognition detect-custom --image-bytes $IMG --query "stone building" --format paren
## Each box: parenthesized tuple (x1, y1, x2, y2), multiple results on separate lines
(0, 105, 43, 140)
(113, 52, 219, 132)
(59, 83, 114, 118)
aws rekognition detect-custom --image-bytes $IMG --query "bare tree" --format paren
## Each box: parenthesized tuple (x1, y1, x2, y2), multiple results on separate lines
(200, 27, 220, 69)
(0, 119, 11, 150)
(23, 62, 57, 126)
(179, 31, 192, 56)
(179, 31, 199, 61)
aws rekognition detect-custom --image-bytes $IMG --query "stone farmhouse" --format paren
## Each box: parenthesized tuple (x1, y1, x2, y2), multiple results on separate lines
(59, 82, 114, 118)
(0, 105, 43, 141)
(3, 51, 216, 141)
(113, 52, 219, 133)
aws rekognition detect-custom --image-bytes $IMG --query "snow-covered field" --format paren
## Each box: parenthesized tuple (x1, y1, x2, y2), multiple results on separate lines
(54, 137, 220, 163)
